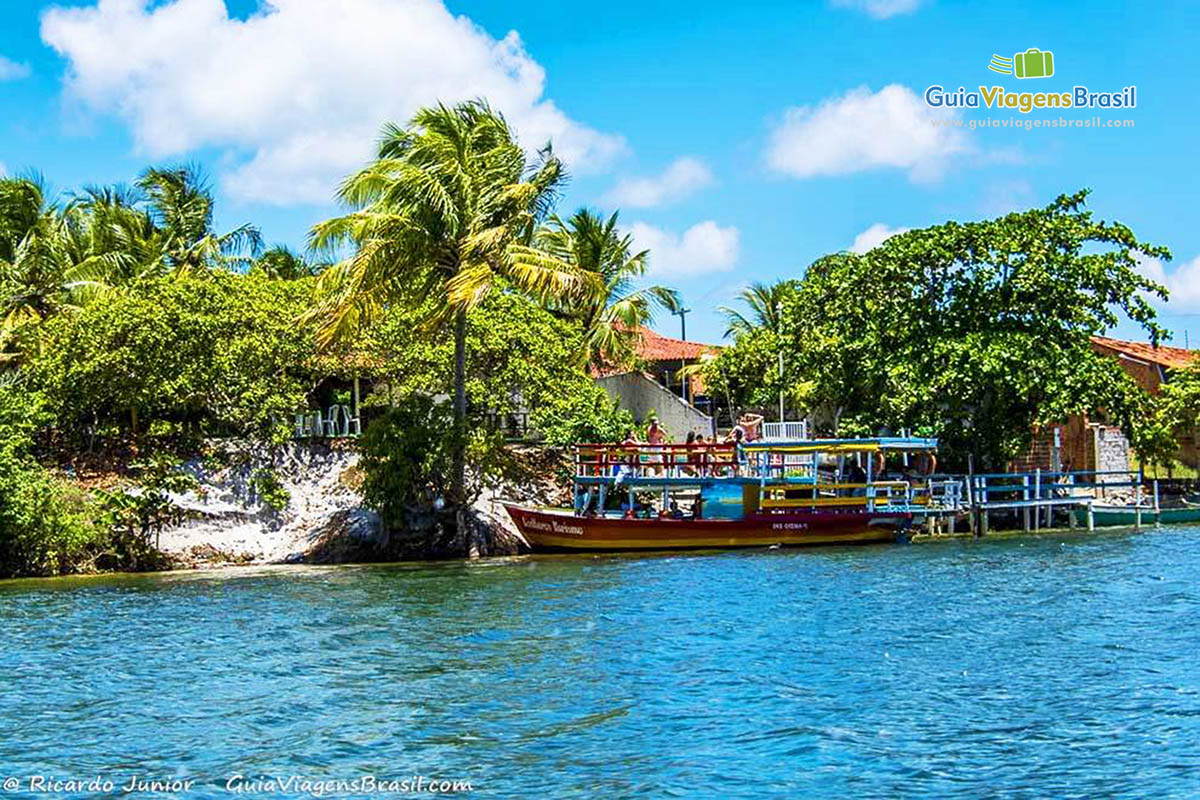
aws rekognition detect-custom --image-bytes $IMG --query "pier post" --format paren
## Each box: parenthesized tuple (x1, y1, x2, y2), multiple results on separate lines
(978, 476, 989, 537)
(1034, 469, 1041, 532)
(1154, 480, 1161, 527)
(1087, 501, 1095, 532)
(1022, 475, 1030, 532)
(1134, 470, 1143, 530)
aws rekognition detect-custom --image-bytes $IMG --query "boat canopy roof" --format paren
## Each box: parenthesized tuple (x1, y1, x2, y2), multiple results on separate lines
(741, 436, 938, 454)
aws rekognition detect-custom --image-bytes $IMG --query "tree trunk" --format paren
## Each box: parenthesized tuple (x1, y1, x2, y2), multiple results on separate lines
(451, 308, 480, 557)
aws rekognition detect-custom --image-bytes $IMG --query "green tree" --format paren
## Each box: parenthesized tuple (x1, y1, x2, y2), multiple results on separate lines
(0, 176, 85, 360)
(365, 292, 631, 445)
(308, 101, 596, 550)
(30, 273, 316, 445)
(358, 397, 506, 555)
(1139, 362, 1200, 471)
(698, 328, 784, 420)
(535, 208, 678, 369)
(745, 191, 1168, 467)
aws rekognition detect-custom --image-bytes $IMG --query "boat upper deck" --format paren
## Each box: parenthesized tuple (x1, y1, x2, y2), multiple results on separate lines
(574, 436, 940, 485)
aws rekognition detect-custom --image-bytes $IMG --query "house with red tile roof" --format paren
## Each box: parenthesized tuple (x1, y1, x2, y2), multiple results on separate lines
(1090, 336, 1196, 393)
(1014, 336, 1199, 473)
(593, 325, 723, 439)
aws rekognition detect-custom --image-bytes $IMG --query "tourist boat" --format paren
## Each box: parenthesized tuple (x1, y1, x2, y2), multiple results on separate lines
(504, 436, 952, 552)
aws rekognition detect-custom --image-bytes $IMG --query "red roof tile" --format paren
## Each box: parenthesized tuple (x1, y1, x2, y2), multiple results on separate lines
(1091, 336, 1197, 370)
(632, 325, 720, 362)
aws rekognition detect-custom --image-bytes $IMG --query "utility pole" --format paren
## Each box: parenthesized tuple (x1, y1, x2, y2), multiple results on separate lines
(778, 351, 785, 422)
(672, 306, 691, 401)
(776, 302, 785, 423)
(672, 306, 690, 341)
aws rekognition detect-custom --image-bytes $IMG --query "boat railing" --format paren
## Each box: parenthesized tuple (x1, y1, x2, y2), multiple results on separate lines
(761, 421, 809, 441)
(575, 442, 740, 480)
(759, 480, 918, 511)
(920, 478, 965, 510)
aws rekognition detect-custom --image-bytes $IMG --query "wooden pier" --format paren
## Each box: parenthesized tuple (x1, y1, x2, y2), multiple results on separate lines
(948, 469, 1169, 536)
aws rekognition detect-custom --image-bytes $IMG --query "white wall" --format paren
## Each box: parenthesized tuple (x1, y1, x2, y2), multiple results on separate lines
(596, 372, 714, 440)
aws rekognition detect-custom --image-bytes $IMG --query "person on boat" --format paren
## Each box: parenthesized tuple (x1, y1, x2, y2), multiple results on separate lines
(846, 461, 868, 497)
(735, 412, 765, 442)
(719, 426, 745, 476)
(614, 429, 640, 478)
(682, 431, 698, 476)
(724, 412, 763, 444)
(646, 418, 665, 474)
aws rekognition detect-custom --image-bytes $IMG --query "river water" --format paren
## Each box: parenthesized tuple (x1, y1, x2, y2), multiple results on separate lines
(2, 528, 1198, 798)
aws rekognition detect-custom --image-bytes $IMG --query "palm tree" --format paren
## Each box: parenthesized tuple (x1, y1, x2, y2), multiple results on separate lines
(535, 208, 679, 370)
(137, 165, 262, 274)
(718, 279, 797, 338)
(251, 245, 325, 280)
(0, 176, 84, 360)
(0, 206, 77, 338)
(308, 101, 597, 546)
(0, 173, 49, 263)
(63, 184, 168, 288)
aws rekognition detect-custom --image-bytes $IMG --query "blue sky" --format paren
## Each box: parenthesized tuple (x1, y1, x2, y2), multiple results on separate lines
(2, 0, 1198, 345)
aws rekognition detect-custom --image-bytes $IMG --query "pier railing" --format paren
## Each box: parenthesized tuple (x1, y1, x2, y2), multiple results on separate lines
(964, 469, 1161, 534)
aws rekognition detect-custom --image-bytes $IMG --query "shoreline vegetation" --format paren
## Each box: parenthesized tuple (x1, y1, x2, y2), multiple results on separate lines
(3, 100, 1200, 579)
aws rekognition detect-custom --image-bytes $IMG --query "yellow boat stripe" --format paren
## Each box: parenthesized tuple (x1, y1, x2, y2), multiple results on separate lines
(523, 531, 894, 549)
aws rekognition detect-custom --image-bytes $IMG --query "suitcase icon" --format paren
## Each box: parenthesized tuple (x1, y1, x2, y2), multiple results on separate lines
(1014, 48, 1054, 79)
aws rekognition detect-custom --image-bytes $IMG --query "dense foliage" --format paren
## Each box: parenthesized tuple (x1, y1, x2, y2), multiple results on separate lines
(365, 291, 630, 435)
(0, 109, 641, 571)
(29, 273, 316, 447)
(358, 397, 506, 552)
(0, 379, 97, 577)
(706, 191, 1170, 468)
(1135, 363, 1200, 470)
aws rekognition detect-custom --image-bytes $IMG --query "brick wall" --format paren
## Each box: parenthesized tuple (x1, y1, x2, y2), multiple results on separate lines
(1011, 417, 1130, 474)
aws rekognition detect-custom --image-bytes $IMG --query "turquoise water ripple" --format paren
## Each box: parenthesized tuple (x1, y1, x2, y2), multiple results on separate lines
(2, 529, 1199, 798)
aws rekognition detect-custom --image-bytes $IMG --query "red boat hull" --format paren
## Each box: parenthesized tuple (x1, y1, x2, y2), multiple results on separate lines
(504, 504, 909, 552)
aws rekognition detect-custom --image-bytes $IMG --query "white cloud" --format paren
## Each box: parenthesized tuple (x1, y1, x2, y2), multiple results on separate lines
(630, 220, 740, 278)
(831, 0, 924, 18)
(0, 55, 32, 81)
(41, 0, 626, 205)
(849, 223, 910, 254)
(1138, 254, 1200, 311)
(766, 84, 971, 182)
(604, 157, 714, 208)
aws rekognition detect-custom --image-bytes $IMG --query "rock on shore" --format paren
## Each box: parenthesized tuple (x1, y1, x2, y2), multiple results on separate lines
(157, 441, 558, 568)
(158, 442, 381, 567)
